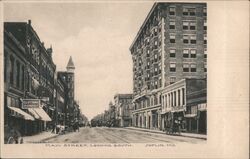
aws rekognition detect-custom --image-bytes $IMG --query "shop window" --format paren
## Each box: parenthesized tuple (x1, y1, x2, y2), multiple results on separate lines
(183, 49, 189, 58)
(170, 63, 176, 72)
(183, 21, 189, 30)
(169, 7, 175, 15)
(183, 64, 189, 72)
(190, 64, 197, 72)
(170, 34, 175, 43)
(170, 49, 176, 58)
(183, 35, 189, 44)
(169, 21, 175, 29)
(190, 49, 197, 58)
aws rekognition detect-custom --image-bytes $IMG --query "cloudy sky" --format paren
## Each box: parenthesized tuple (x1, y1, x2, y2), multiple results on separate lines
(4, 2, 153, 119)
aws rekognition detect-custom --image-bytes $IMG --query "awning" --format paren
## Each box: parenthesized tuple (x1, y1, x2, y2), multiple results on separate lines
(28, 108, 52, 121)
(184, 114, 197, 118)
(8, 106, 35, 121)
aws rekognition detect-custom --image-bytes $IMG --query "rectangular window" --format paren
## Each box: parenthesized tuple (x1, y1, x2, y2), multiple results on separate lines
(170, 34, 175, 43)
(183, 8, 188, 16)
(183, 35, 189, 44)
(203, 7, 207, 16)
(189, 8, 196, 16)
(169, 21, 175, 29)
(190, 64, 197, 72)
(10, 57, 14, 85)
(4, 55, 6, 82)
(147, 50, 150, 57)
(190, 22, 196, 30)
(183, 49, 189, 58)
(204, 20, 207, 30)
(169, 7, 176, 15)
(16, 62, 20, 88)
(204, 48, 207, 58)
(183, 64, 189, 72)
(204, 63, 207, 72)
(204, 34, 207, 44)
(190, 35, 196, 44)
(154, 28, 158, 36)
(183, 21, 189, 30)
(170, 49, 176, 58)
(170, 77, 176, 84)
(170, 63, 176, 72)
(190, 49, 197, 58)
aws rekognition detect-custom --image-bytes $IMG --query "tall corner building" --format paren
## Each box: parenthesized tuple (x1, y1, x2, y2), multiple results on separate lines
(57, 56, 75, 125)
(130, 3, 207, 131)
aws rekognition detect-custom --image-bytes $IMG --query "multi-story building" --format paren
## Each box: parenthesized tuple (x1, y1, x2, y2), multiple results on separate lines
(114, 94, 133, 127)
(4, 20, 55, 137)
(55, 72, 67, 126)
(161, 78, 207, 134)
(57, 56, 76, 126)
(130, 3, 207, 131)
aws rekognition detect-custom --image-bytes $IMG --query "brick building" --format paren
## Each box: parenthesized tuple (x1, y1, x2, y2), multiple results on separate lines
(57, 56, 77, 126)
(4, 20, 55, 137)
(114, 94, 133, 127)
(130, 3, 207, 131)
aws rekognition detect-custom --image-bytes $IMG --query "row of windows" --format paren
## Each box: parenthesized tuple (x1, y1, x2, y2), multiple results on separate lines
(5, 55, 25, 90)
(169, 7, 207, 16)
(169, 20, 207, 31)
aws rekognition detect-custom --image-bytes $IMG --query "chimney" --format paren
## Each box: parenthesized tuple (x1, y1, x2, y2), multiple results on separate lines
(28, 20, 31, 25)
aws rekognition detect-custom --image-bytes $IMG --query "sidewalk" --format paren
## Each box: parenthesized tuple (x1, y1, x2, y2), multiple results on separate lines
(125, 127, 207, 140)
(22, 131, 59, 143)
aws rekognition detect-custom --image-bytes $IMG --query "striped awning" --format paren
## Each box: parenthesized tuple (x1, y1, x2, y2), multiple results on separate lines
(8, 106, 35, 121)
(28, 108, 52, 121)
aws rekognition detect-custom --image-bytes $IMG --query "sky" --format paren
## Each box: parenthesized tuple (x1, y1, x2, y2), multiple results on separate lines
(4, 2, 154, 120)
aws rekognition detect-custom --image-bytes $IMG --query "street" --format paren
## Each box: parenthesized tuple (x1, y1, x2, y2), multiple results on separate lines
(40, 127, 205, 144)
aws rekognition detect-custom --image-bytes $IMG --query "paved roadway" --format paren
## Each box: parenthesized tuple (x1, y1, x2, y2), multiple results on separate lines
(44, 127, 205, 144)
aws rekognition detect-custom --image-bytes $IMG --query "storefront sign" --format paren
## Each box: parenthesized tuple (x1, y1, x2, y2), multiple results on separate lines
(22, 99, 40, 109)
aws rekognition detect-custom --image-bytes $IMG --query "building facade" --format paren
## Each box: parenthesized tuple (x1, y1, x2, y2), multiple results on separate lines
(4, 20, 55, 138)
(57, 56, 76, 126)
(114, 94, 133, 127)
(4, 20, 83, 142)
(130, 3, 207, 131)
(161, 78, 207, 134)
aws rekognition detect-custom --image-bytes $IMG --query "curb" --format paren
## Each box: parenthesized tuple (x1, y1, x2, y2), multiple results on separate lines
(124, 127, 207, 140)
(40, 134, 60, 142)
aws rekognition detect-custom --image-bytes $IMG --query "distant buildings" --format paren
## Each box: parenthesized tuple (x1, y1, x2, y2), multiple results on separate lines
(4, 20, 83, 140)
(91, 94, 133, 127)
(129, 3, 207, 134)
(114, 94, 133, 127)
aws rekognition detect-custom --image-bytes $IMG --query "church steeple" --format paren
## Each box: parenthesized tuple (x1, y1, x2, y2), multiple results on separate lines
(66, 56, 75, 73)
